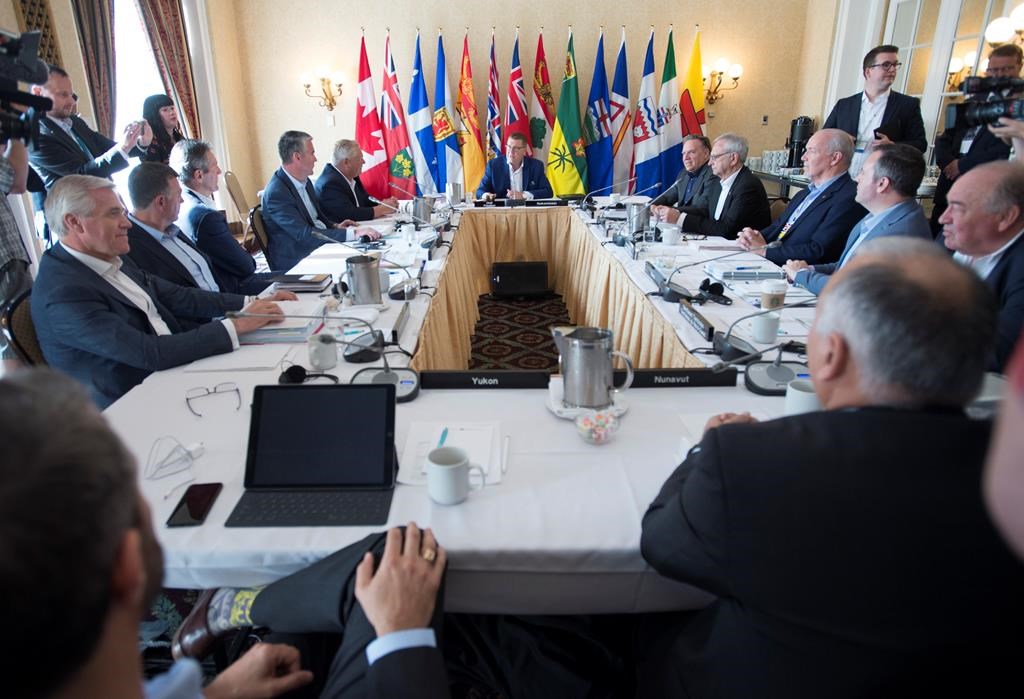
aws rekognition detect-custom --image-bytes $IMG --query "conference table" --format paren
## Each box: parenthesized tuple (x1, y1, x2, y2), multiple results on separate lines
(108, 203, 814, 614)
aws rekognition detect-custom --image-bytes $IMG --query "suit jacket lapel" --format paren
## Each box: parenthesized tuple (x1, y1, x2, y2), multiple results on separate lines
(40, 116, 85, 156)
(51, 246, 167, 327)
(276, 169, 315, 226)
(133, 228, 195, 287)
(120, 258, 183, 334)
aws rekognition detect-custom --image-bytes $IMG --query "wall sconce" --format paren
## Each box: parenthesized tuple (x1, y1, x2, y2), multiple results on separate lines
(302, 71, 344, 112)
(946, 50, 976, 91)
(703, 58, 743, 104)
(984, 4, 1024, 47)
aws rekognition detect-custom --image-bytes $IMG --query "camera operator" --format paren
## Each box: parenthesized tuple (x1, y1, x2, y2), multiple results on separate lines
(0, 133, 30, 370)
(930, 44, 1023, 236)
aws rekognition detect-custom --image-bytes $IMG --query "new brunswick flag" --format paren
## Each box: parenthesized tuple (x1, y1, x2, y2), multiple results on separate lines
(457, 32, 486, 192)
(546, 30, 587, 196)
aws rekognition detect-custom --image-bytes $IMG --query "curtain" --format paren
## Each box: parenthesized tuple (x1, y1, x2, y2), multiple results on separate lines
(134, 0, 202, 138)
(71, 0, 116, 136)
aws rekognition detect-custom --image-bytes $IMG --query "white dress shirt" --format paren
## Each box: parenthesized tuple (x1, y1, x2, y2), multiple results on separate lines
(714, 168, 741, 221)
(954, 228, 1024, 280)
(851, 90, 891, 176)
(60, 242, 239, 348)
(508, 162, 535, 200)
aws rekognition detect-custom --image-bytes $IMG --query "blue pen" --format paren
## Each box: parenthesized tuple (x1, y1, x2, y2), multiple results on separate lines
(735, 266, 759, 270)
(437, 427, 448, 447)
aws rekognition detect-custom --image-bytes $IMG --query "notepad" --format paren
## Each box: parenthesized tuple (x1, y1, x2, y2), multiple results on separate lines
(398, 421, 503, 485)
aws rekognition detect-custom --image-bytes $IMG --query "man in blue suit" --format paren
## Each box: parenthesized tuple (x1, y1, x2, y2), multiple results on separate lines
(823, 45, 927, 176)
(170, 140, 279, 294)
(939, 160, 1024, 373)
(261, 131, 375, 270)
(784, 143, 931, 295)
(31, 175, 289, 407)
(737, 129, 865, 265)
(476, 133, 552, 200)
(316, 139, 399, 222)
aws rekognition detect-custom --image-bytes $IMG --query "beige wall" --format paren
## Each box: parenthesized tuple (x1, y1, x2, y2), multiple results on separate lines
(206, 0, 836, 200)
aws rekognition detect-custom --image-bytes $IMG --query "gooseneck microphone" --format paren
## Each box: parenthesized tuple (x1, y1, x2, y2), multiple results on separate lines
(581, 176, 637, 208)
(665, 240, 783, 289)
(711, 343, 787, 372)
(226, 311, 384, 363)
(310, 228, 374, 247)
(388, 182, 419, 200)
(713, 298, 817, 363)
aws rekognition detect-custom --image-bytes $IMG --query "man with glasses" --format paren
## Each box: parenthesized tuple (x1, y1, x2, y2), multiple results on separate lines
(476, 132, 552, 200)
(665, 133, 771, 239)
(930, 44, 1023, 236)
(824, 44, 927, 175)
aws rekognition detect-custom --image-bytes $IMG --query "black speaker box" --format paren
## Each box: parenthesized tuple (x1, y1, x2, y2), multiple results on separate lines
(490, 261, 549, 298)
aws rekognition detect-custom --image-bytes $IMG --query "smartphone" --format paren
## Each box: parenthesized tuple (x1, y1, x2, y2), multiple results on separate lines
(166, 483, 223, 527)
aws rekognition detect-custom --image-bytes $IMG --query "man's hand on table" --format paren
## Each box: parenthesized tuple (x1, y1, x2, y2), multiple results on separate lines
(783, 259, 810, 282)
(737, 228, 768, 255)
(230, 297, 285, 334)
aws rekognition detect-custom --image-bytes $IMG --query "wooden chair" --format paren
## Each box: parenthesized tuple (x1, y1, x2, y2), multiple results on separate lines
(2, 289, 46, 366)
(223, 170, 251, 220)
(769, 197, 791, 222)
(247, 205, 271, 260)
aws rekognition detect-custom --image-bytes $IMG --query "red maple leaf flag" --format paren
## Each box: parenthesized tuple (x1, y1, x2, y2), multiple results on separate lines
(355, 35, 389, 199)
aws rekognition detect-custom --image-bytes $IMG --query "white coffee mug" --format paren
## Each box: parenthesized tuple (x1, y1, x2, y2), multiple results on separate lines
(307, 334, 338, 371)
(426, 446, 486, 505)
(751, 312, 781, 343)
(659, 223, 682, 246)
(784, 378, 821, 416)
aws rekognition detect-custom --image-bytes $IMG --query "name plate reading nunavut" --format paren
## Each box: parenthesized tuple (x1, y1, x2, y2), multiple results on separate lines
(613, 368, 738, 388)
(420, 371, 550, 390)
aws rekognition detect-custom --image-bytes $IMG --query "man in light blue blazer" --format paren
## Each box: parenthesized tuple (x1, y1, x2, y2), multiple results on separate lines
(785, 143, 932, 295)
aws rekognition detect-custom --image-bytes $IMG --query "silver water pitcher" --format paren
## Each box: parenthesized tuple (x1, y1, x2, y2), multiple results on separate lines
(552, 327, 634, 409)
(412, 197, 433, 227)
(626, 201, 648, 237)
(344, 255, 382, 306)
(447, 182, 463, 208)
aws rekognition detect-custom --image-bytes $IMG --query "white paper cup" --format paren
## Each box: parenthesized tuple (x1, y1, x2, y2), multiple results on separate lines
(784, 379, 820, 416)
(751, 312, 781, 343)
(659, 223, 682, 245)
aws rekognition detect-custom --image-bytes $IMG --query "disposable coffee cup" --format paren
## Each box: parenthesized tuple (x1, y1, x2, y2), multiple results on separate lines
(659, 223, 682, 245)
(761, 279, 788, 310)
(751, 312, 781, 343)
(784, 379, 820, 416)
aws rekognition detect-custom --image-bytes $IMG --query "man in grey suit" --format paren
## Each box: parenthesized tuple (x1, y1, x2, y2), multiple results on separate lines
(784, 143, 931, 295)
(651, 135, 714, 216)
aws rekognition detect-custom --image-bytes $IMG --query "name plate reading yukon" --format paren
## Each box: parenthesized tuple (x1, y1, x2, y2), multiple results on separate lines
(419, 371, 550, 390)
(612, 368, 738, 388)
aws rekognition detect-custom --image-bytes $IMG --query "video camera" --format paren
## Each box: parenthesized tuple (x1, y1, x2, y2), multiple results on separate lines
(0, 28, 53, 148)
(945, 75, 1024, 130)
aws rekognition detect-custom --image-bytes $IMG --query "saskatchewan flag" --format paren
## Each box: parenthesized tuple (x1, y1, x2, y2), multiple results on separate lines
(546, 30, 588, 196)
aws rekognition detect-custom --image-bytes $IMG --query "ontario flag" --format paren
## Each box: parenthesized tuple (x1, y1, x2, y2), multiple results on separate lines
(609, 28, 633, 194)
(503, 30, 530, 150)
(680, 30, 706, 135)
(354, 35, 389, 199)
(380, 31, 417, 199)
(457, 32, 486, 192)
(632, 30, 661, 197)
(485, 31, 502, 160)
(529, 31, 556, 163)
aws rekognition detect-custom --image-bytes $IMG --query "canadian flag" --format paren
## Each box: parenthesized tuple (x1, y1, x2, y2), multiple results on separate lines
(355, 35, 389, 199)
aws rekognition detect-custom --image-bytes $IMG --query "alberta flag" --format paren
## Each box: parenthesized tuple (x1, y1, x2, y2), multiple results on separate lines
(632, 31, 661, 197)
(609, 28, 633, 194)
(583, 31, 614, 195)
(380, 32, 416, 197)
(408, 32, 439, 195)
(433, 32, 464, 195)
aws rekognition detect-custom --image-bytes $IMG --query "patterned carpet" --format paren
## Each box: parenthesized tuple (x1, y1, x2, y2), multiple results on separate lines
(469, 294, 572, 371)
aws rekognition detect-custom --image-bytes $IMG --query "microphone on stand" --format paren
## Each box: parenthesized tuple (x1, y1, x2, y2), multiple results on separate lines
(712, 298, 817, 363)
(580, 176, 637, 210)
(388, 182, 419, 200)
(225, 311, 386, 363)
(712, 342, 813, 397)
(310, 228, 375, 248)
(664, 240, 782, 290)
(711, 342, 787, 372)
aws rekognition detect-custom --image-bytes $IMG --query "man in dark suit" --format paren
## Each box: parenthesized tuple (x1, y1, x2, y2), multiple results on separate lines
(28, 66, 152, 192)
(476, 132, 553, 200)
(316, 138, 399, 222)
(638, 238, 1024, 698)
(31, 175, 289, 407)
(939, 160, 1024, 373)
(651, 134, 714, 218)
(785, 143, 931, 294)
(0, 369, 450, 699)
(261, 130, 372, 271)
(662, 133, 771, 239)
(737, 129, 865, 264)
(929, 44, 1022, 235)
(823, 44, 927, 176)
(169, 140, 278, 294)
